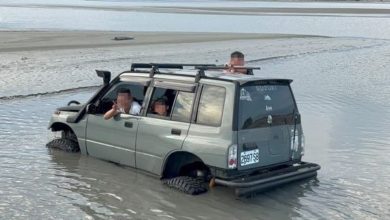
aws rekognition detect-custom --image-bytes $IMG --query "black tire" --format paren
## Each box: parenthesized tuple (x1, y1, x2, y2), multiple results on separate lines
(162, 176, 208, 195)
(46, 138, 80, 153)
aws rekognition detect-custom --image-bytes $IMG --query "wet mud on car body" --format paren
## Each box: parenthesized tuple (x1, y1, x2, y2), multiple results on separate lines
(47, 63, 320, 196)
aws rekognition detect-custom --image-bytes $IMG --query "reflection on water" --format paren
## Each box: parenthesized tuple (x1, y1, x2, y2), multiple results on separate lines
(1, 39, 390, 219)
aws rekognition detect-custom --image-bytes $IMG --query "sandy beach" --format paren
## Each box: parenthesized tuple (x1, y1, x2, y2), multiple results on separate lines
(2, 3, 390, 16)
(1, 30, 386, 99)
(0, 31, 316, 52)
(1, 1, 390, 218)
(1, 29, 390, 219)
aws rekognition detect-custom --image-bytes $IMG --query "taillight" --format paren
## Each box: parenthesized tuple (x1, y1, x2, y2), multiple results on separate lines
(291, 128, 305, 158)
(290, 128, 299, 152)
(301, 134, 305, 156)
(228, 144, 237, 169)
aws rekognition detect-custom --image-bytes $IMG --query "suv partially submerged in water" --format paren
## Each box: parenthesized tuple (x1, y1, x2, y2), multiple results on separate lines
(47, 63, 320, 196)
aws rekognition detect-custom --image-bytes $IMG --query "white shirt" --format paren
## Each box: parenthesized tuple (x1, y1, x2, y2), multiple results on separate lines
(118, 101, 141, 115)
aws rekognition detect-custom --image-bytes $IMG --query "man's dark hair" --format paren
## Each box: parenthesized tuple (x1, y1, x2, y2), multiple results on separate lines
(231, 51, 244, 59)
(117, 88, 131, 96)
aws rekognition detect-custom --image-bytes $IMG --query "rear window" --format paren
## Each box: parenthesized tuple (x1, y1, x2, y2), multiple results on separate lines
(238, 84, 296, 130)
(196, 85, 225, 126)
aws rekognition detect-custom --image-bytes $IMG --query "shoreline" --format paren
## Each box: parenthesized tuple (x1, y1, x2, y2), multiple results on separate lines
(2, 3, 390, 16)
(0, 31, 324, 52)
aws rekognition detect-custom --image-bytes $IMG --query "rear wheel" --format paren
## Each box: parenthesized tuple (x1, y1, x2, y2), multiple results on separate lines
(162, 176, 207, 195)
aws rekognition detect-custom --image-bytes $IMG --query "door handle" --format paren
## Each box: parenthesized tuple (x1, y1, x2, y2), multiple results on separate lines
(120, 114, 139, 120)
(124, 121, 133, 128)
(171, 128, 181, 135)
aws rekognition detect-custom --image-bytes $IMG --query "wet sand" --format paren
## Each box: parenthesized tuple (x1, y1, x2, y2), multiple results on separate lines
(0, 31, 317, 52)
(2, 3, 390, 16)
(151, 6, 390, 16)
(1, 30, 390, 219)
(2, 30, 387, 99)
(0, 30, 332, 98)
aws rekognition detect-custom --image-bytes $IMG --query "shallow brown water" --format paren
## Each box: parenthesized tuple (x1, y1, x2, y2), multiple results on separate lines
(1, 38, 390, 220)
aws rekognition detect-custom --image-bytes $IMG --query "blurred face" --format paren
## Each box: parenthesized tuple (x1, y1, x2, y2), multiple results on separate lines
(116, 92, 131, 108)
(230, 57, 245, 66)
(154, 102, 168, 116)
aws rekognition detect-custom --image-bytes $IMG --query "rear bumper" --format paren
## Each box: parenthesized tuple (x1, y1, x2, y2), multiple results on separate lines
(214, 162, 320, 196)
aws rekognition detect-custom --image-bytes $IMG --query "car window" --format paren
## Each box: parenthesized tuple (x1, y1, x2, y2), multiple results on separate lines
(97, 82, 146, 114)
(196, 85, 225, 126)
(103, 82, 146, 103)
(238, 85, 295, 130)
(171, 92, 195, 122)
(147, 88, 177, 118)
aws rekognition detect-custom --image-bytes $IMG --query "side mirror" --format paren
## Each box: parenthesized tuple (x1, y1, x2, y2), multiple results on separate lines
(86, 103, 97, 114)
(96, 70, 111, 85)
(67, 100, 81, 106)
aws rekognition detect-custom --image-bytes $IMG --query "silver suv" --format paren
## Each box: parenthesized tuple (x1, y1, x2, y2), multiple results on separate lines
(47, 63, 320, 196)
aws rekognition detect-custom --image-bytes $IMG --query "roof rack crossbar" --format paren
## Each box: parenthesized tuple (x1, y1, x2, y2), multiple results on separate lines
(128, 63, 260, 79)
(130, 63, 216, 71)
(194, 65, 261, 70)
(194, 65, 260, 76)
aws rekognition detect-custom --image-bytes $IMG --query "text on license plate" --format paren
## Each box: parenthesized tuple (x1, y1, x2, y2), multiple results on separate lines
(240, 149, 259, 166)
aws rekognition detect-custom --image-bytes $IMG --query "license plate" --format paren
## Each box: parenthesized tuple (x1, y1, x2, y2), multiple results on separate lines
(240, 149, 259, 166)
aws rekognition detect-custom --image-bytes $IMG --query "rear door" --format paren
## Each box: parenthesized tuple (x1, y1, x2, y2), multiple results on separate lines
(135, 82, 196, 175)
(237, 80, 296, 170)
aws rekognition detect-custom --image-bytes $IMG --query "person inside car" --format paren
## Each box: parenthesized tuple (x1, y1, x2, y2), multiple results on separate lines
(104, 88, 141, 120)
(152, 98, 169, 117)
(225, 51, 247, 74)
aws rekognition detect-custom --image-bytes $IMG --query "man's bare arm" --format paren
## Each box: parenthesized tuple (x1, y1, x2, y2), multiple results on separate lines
(104, 102, 118, 120)
(103, 109, 118, 120)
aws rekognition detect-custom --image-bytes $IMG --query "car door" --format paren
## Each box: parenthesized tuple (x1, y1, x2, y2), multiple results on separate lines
(135, 82, 196, 175)
(85, 81, 147, 167)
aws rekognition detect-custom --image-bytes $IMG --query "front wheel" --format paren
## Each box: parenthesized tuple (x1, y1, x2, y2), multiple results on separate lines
(46, 138, 80, 152)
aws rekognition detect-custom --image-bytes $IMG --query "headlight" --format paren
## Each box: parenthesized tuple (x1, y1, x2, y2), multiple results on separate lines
(228, 144, 237, 169)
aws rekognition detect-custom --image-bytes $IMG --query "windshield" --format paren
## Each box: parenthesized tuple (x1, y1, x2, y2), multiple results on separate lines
(238, 84, 296, 130)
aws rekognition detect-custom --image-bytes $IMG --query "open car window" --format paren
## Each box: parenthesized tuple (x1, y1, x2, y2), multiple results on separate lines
(97, 82, 147, 114)
(102, 82, 146, 103)
(147, 87, 195, 122)
(147, 88, 177, 118)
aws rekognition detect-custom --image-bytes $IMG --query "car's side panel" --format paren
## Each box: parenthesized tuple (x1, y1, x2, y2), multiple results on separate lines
(182, 80, 236, 169)
(136, 117, 190, 175)
(85, 114, 139, 167)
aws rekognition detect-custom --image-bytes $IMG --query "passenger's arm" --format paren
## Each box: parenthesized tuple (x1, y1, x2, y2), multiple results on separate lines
(104, 103, 118, 120)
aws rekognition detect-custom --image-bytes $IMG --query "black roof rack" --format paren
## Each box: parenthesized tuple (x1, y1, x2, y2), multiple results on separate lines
(194, 65, 260, 75)
(130, 63, 216, 71)
(128, 63, 261, 82)
(130, 63, 216, 82)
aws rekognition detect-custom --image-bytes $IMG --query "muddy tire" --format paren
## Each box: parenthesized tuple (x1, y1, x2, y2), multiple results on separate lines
(162, 176, 208, 195)
(46, 138, 80, 153)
